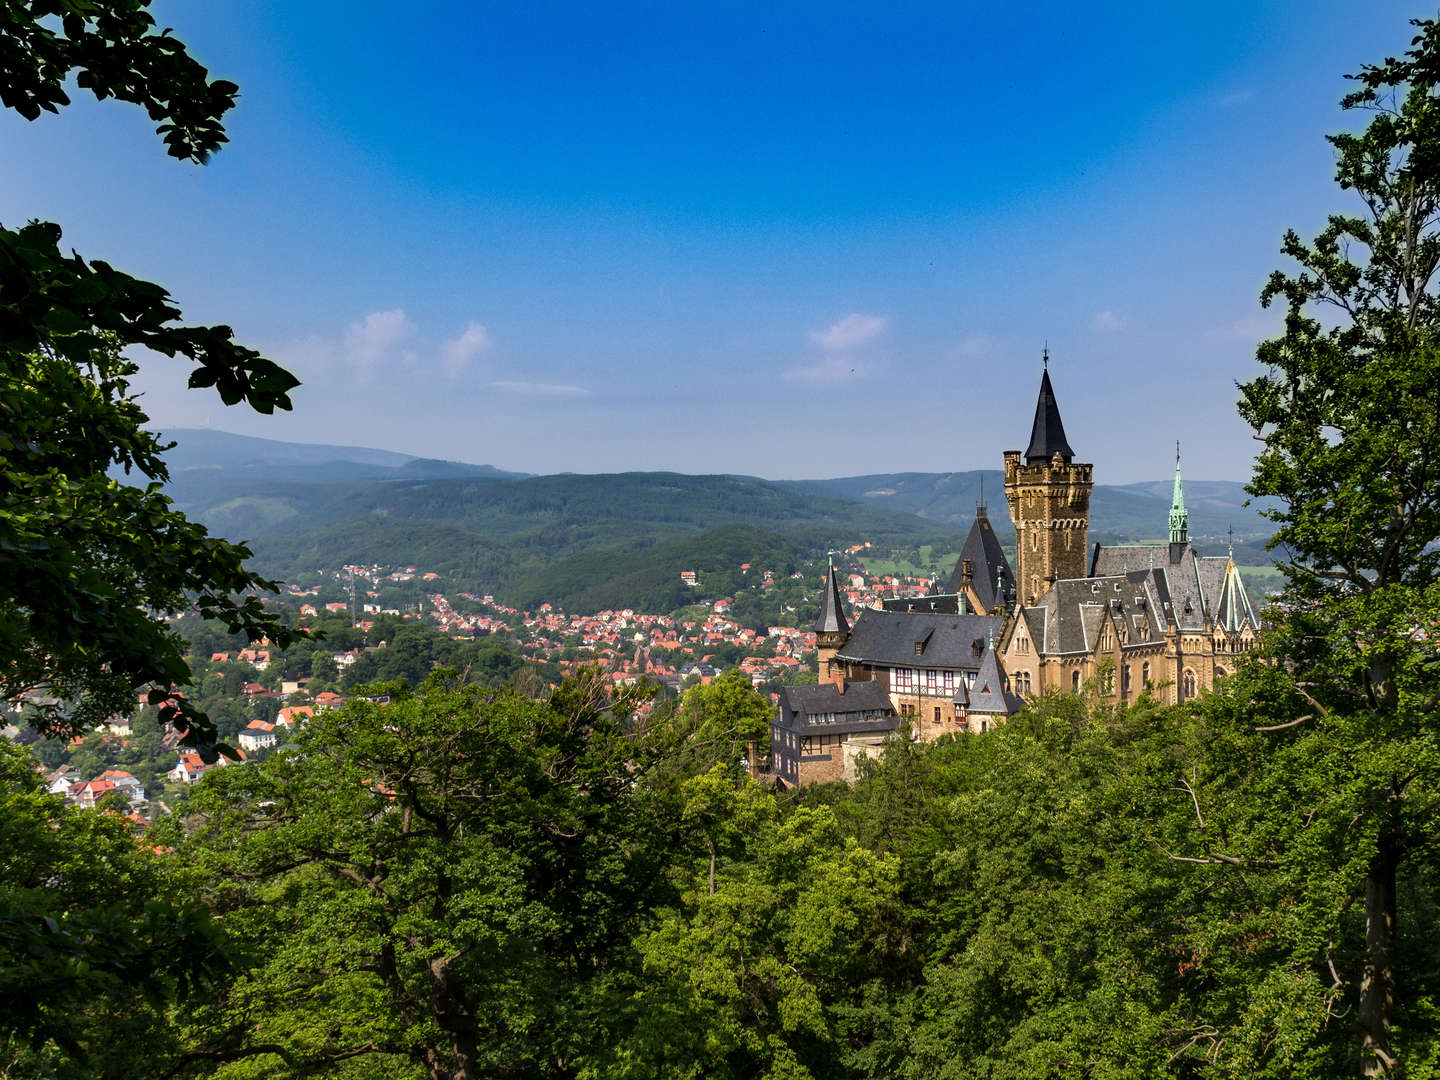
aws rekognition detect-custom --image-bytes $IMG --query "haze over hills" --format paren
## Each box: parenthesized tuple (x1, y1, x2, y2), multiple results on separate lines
(785, 471, 1274, 543)
(158, 430, 1279, 609)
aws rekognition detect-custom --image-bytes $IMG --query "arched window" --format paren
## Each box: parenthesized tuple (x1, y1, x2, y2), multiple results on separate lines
(1183, 669, 1196, 698)
(1142, 661, 1151, 687)
(1072, 670, 1081, 693)
(1122, 665, 1132, 694)
(1215, 667, 1227, 681)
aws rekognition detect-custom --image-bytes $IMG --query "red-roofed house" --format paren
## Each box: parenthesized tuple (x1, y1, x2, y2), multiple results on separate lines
(238, 721, 278, 752)
(168, 753, 209, 785)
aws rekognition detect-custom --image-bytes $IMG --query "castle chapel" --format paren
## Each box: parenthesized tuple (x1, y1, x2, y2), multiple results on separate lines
(771, 363, 1261, 788)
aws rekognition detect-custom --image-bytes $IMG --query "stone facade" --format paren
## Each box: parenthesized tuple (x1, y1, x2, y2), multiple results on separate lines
(1003, 449, 1094, 603)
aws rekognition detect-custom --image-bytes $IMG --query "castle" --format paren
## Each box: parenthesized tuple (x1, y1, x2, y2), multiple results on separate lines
(771, 361, 1261, 788)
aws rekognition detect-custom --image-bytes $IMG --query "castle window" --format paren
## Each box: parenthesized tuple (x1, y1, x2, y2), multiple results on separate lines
(1142, 661, 1151, 687)
(1031, 530, 1039, 551)
(1122, 665, 1132, 694)
(944, 671, 955, 691)
(1072, 670, 1081, 692)
(934, 707, 941, 724)
(926, 669, 937, 690)
(1183, 669, 1196, 698)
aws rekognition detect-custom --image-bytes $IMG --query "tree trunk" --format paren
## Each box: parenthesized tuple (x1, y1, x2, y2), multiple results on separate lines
(1358, 832, 1400, 1077)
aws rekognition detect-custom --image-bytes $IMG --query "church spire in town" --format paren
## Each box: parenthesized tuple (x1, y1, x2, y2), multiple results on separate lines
(1169, 442, 1189, 545)
(1023, 356, 1076, 465)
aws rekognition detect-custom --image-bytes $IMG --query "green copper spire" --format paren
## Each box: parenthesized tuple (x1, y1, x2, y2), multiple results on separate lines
(1168, 442, 1189, 545)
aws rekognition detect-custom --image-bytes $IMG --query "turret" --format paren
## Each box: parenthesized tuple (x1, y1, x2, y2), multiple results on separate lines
(1168, 442, 1189, 563)
(813, 559, 850, 681)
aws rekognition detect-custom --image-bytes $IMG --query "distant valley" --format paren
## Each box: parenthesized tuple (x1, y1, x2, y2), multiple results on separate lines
(158, 429, 1282, 610)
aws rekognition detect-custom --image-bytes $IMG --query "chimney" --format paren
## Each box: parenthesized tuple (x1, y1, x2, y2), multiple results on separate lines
(831, 666, 846, 695)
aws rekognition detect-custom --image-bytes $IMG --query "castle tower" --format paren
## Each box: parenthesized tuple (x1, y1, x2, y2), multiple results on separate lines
(1003, 357, 1093, 603)
(813, 558, 850, 681)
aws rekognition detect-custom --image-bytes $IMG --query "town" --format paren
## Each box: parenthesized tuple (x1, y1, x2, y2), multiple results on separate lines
(2, 542, 948, 819)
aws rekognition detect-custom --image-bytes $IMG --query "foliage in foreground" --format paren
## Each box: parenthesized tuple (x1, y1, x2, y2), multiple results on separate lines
(112, 662, 1426, 1079)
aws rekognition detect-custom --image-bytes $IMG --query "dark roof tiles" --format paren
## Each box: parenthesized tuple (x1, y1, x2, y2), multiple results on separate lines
(813, 563, 850, 635)
(836, 609, 1003, 670)
(1024, 368, 1076, 465)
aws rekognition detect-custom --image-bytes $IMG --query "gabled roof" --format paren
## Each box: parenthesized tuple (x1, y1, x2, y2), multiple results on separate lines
(1024, 367, 1076, 464)
(836, 609, 1003, 670)
(944, 506, 1015, 611)
(1031, 572, 1170, 654)
(1088, 543, 1260, 634)
(813, 562, 850, 635)
(1091, 544, 1206, 632)
(968, 646, 1023, 716)
(775, 681, 898, 736)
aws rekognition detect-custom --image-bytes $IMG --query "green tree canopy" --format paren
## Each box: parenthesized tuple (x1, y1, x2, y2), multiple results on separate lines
(173, 670, 676, 1080)
(1236, 18, 1440, 1074)
(0, 2, 302, 750)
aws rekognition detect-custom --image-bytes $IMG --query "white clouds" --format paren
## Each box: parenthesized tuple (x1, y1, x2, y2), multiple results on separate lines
(1093, 310, 1126, 333)
(809, 312, 889, 350)
(781, 356, 867, 383)
(276, 310, 503, 381)
(441, 321, 493, 375)
(344, 308, 414, 371)
(490, 380, 590, 397)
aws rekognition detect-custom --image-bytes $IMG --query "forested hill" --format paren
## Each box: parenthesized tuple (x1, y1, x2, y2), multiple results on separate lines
(161, 430, 1277, 610)
(786, 471, 1275, 543)
(212, 472, 956, 609)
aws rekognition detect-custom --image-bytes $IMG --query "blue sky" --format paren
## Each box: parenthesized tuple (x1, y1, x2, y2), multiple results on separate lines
(0, 1, 1425, 480)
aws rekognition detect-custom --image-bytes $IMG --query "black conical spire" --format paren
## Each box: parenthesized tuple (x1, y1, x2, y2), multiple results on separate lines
(1024, 364, 1076, 465)
(813, 559, 849, 635)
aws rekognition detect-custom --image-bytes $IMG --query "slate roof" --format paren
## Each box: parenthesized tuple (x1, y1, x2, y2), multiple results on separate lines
(943, 506, 1016, 611)
(813, 563, 850, 635)
(968, 646, 1023, 716)
(1089, 543, 1259, 633)
(775, 681, 898, 736)
(1029, 572, 1170, 654)
(882, 594, 964, 614)
(836, 609, 1003, 671)
(1024, 368, 1076, 464)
